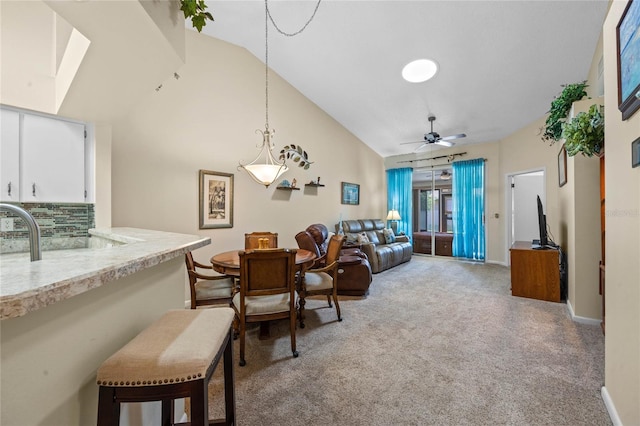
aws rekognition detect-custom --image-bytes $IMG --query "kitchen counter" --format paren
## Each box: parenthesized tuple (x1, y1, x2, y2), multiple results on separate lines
(1, 227, 210, 425)
(0, 227, 210, 320)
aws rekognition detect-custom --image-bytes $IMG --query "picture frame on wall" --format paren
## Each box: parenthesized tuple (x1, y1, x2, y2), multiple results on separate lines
(616, 0, 640, 120)
(558, 145, 567, 187)
(341, 182, 360, 205)
(632, 136, 640, 168)
(199, 170, 233, 229)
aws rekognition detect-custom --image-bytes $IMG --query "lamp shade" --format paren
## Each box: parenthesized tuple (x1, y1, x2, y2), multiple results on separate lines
(386, 210, 401, 221)
(243, 163, 288, 187)
(239, 128, 289, 188)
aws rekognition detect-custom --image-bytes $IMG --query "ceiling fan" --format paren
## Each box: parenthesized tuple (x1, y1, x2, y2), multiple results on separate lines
(402, 115, 466, 151)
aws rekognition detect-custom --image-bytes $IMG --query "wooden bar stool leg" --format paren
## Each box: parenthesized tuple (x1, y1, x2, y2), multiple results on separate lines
(161, 399, 172, 425)
(97, 387, 120, 426)
(188, 380, 208, 425)
(223, 329, 236, 425)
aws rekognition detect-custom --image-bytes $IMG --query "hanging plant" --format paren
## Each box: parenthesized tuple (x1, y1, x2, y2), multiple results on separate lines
(279, 144, 313, 170)
(541, 81, 588, 144)
(562, 104, 604, 157)
(180, 0, 214, 33)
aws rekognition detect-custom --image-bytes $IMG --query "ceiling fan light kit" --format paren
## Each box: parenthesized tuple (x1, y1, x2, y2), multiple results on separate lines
(402, 59, 438, 83)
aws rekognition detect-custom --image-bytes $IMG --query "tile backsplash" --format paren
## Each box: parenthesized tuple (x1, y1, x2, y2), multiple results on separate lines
(0, 203, 95, 253)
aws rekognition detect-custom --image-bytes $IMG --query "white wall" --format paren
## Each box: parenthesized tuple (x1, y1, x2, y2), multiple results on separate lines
(110, 31, 386, 273)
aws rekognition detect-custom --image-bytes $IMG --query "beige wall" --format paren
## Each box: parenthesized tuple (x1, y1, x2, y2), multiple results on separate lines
(110, 31, 386, 271)
(386, 115, 563, 266)
(2, 0, 638, 424)
(559, 98, 603, 321)
(0, 258, 185, 425)
(386, 142, 503, 261)
(602, 1, 640, 424)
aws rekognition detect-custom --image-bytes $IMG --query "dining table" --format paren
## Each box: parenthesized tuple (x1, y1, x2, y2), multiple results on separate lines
(210, 248, 316, 277)
(210, 248, 316, 339)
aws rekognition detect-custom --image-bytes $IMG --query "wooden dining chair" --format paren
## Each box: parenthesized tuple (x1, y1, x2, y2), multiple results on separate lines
(300, 234, 345, 325)
(232, 248, 298, 366)
(185, 252, 235, 309)
(244, 231, 278, 249)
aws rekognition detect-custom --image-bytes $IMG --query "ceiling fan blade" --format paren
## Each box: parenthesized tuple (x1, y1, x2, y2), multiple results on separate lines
(414, 143, 429, 152)
(400, 140, 427, 145)
(440, 133, 466, 141)
(435, 140, 455, 147)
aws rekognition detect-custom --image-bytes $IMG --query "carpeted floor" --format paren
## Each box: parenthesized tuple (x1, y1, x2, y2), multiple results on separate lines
(206, 255, 610, 425)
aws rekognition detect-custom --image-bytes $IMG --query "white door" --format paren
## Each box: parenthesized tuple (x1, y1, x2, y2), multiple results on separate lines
(511, 171, 544, 245)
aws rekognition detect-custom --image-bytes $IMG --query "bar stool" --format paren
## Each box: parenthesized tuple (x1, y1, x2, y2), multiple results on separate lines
(96, 308, 236, 425)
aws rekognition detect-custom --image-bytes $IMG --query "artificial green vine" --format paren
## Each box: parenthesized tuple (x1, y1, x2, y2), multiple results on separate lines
(562, 104, 604, 157)
(541, 81, 588, 144)
(279, 144, 313, 170)
(180, 0, 214, 33)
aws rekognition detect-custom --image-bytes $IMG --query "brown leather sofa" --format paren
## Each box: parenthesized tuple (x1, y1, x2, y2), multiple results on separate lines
(337, 219, 412, 273)
(295, 224, 373, 296)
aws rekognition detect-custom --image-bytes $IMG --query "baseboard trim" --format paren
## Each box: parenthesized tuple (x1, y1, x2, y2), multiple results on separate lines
(566, 299, 602, 326)
(601, 386, 622, 426)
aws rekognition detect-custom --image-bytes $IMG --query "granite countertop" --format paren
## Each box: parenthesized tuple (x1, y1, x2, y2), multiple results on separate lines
(0, 228, 210, 320)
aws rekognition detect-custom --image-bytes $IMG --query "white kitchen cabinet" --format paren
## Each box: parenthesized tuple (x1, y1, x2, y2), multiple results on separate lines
(0, 107, 87, 203)
(0, 109, 20, 202)
(21, 113, 85, 203)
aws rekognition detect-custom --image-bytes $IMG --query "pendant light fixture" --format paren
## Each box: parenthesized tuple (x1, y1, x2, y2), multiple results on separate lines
(239, 0, 322, 188)
(238, 1, 288, 188)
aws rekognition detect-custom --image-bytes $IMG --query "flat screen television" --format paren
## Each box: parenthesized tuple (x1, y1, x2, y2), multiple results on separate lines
(536, 195, 549, 248)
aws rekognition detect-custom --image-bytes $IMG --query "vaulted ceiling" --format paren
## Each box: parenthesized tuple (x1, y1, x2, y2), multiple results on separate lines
(200, 0, 609, 158)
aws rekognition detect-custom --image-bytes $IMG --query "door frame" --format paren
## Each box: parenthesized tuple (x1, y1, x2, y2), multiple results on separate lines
(412, 166, 452, 256)
(504, 167, 546, 265)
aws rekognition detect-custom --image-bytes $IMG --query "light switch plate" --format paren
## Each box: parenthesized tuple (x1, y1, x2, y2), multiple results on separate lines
(1, 218, 14, 231)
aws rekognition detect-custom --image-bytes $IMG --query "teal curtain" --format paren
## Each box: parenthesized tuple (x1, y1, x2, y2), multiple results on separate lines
(452, 159, 485, 260)
(386, 167, 413, 237)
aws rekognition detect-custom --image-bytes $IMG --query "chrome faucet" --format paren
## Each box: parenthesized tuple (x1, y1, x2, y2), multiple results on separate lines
(0, 203, 42, 261)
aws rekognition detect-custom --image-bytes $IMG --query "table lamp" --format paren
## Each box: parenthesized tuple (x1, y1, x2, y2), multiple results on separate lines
(386, 210, 401, 234)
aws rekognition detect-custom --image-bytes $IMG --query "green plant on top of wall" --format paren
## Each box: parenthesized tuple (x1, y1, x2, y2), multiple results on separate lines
(562, 104, 604, 157)
(180, 0, 214, 32)
(541, 81, 589, 144)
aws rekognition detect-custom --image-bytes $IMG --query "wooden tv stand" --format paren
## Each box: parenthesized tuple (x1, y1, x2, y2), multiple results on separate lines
(509, 241, 561, 302)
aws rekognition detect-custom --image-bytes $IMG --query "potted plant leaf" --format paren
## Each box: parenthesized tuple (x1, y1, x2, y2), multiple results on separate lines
(180, 0, 214, 32)
(562, 104, 604, 157)
(541, 81, 588, 144)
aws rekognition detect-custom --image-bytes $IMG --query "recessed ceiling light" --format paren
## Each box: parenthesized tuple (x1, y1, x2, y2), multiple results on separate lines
(402, 59, 439, 83)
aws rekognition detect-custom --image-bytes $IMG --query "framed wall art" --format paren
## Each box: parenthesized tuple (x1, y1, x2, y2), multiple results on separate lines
(617, 0, 640, 120)
(632, 136, 640, 168)
(341, 182, 360, 205)
(558, 144, 567, 187)
(199, 170, 233, 229)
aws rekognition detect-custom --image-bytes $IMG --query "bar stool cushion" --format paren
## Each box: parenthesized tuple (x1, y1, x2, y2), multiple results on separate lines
(97, 308, 234, 387)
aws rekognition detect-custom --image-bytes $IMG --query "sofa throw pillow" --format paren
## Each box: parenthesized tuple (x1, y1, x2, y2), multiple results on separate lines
(383, 228, 396, 244)
(357, 232, 370, 244)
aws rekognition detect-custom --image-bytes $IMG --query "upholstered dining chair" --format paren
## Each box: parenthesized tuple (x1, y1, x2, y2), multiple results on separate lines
(244, 231, 278, 250)
(232, 248, 299, 366)
(185, 252, 235, 309)
(300, 234, 345, 324)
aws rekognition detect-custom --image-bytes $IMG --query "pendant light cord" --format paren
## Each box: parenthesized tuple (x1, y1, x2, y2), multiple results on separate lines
(266, 0, 322, 37)
(264, 0, 270, 133)
(263, 0, 322, 135)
